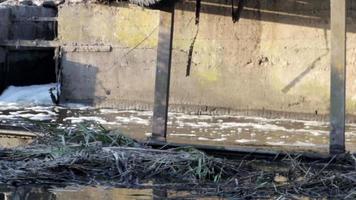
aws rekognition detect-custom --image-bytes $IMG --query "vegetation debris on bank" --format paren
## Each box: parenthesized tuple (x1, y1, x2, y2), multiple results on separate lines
(0, 122, 355, 199)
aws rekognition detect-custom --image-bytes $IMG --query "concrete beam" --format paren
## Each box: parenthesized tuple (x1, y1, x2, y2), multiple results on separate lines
(152, 6, 175, 141)
(330, 0, 346, 154)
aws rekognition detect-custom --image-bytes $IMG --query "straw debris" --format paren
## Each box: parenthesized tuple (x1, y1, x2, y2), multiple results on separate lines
(0, 122, 355, 199)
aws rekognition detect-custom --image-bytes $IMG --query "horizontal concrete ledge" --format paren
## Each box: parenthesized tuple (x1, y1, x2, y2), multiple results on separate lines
(0, 40, 112, 52)
(146, 140, 334, 160)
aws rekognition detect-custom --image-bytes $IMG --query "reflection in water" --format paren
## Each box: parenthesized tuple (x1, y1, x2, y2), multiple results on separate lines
(53, 187, 153, 200)
(0, 185, 221, 200)
(1, 185, 54, 200)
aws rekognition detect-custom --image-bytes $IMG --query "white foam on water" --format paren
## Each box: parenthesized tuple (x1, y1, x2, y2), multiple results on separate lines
(346, 132, 356, 136)
(176, 121, 213, 128)
(18, 113, 54, 121)
(0, 110, 55, 121)
(25, 107, 57, 116)
(100, 109, 120, 114)
(293, 141, 320, 147)
(170, 133, 196, 137)
(198, 137, 226, 142)
(218, 122, 328, 136)
(64, 103, 94, 110)
(129, 117, 150, 125)
(235, 139, 257, 143)
(64, 116, 117, 125)
(266, 141, 286, 146)
(115, 116, 150, 125)
(173, 113, 213, 121)
(145, 132, 152, 137)
(0, 115, 15, 120)
(175, 118, 326, 137)
(0, 83, 57, 106)
(267, 141, 324, 147)
(136, 111, 153, 116)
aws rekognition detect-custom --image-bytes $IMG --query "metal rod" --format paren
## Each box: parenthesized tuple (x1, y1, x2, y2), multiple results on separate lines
(152, 5, 175, 141)
(330, 0, 346, 154)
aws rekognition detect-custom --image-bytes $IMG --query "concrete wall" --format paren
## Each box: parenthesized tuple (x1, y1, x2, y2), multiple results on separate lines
(58, 1, 356, 120)
(59, 4, 158, 108)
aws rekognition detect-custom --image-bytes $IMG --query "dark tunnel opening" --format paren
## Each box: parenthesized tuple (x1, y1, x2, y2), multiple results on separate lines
(0, 49, 56, 95)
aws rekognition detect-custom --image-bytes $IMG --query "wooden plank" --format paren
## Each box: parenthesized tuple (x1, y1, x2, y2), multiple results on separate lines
(147, 140, 332, 160)
(151, 5, 175, 141)
(330, 0, 346, 154)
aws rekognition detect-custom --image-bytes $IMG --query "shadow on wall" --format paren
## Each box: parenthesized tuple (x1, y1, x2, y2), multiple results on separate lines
(60, 58, 98, 105)
(177, 0, 356, 32)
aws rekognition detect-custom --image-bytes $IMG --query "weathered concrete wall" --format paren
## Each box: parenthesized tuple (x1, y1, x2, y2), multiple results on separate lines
(58, 1, 356, 120)
(59, 4, 158, 108)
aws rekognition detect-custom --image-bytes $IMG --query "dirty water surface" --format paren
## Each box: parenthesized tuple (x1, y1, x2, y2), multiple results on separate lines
(1, 104, 356, 153)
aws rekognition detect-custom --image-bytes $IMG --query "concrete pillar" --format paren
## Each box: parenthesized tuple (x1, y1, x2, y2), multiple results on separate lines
(152, 5, 175, 141)
(330, 0, 346, 154)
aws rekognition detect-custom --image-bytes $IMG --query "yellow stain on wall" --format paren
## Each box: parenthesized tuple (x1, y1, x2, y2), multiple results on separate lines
(58, 4, 159, 48)
(193, 39, 223, 84)
(114, 6, 159, 48)
(197, 68, 220, 82)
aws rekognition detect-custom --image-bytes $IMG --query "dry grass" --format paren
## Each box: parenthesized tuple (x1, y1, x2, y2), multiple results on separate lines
(0, 122, 355, 199)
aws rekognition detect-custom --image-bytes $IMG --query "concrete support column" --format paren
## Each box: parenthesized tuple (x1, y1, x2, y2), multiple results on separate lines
(152, 5, 175, 141)
(330, 0, 347, 154)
